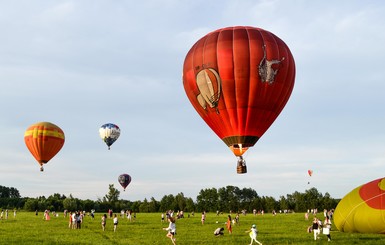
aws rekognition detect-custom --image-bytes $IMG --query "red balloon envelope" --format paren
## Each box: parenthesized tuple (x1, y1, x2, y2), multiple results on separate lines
(24, 122, 65, 172)
(118, 174, 132, 191)
(183, 26, 295, 173)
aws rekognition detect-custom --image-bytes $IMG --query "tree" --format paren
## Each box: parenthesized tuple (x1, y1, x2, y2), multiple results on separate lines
(218, 186, 240, 212)
(0, 185, 20, 198)
(47, 193, 66, 211)
(103, 184, 120, 205)
(239, 188, 258, 210)
(24, 198, 38, 211)
(159, 194, 175, 212)
(63, 194, 78, 211)
(174, 192, 187, 211)
(196, 188, 218, 212)
(139, 198, 149, 212)
(148, 197, 159, 212)
(185, 197, 195, 212)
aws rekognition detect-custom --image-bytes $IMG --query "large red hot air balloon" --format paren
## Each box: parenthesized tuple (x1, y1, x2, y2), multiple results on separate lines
(24, 122, 65, 171)
(183, 26, 295, 173)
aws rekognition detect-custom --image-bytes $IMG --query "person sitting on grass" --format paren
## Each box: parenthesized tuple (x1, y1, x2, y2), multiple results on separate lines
(214, 227, 224, 236)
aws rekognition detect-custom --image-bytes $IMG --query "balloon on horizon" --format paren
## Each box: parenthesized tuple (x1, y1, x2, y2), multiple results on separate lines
(24, 122, 65, 172)
(183, 26, 296, 174)
(334, 177, 385, 233)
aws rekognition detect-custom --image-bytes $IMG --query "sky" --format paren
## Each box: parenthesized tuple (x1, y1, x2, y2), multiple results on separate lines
(0, 0, 384, 202)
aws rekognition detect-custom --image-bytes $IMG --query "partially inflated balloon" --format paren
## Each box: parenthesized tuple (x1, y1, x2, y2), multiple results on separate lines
(183, 26, 295, 173)
(118, 174, 131, 191)
(24, 122, 65, 171)
(99, 123, 120, 150)
(334, 177, 385, 233)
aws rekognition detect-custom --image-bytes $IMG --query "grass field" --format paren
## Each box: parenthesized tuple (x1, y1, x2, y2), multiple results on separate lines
(1, 211, 385, 244)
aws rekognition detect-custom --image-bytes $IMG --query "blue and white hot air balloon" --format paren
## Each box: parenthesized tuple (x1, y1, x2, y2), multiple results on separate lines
(99, 123, 120, 150)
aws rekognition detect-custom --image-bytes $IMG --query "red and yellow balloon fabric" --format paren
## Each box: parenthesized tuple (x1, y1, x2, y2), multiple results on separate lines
(24, 122, 65, 171)
(183, 26, 295, 171)
(334, 177, 385, 233)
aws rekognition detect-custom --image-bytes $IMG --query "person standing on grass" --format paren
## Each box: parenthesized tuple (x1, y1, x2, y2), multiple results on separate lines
(312, 217, 321, 240)
(163, 216, 176, 245)
(246, 224, 262, 245)
(201, 211, 206, 225)
(76, 211, 82, 229)
(101, 214, 107, 231)
(113, 214, 118, 232)
(226, 215, 232, 234)
(323, 216, 332, 241)
(68, 211, 72, 229)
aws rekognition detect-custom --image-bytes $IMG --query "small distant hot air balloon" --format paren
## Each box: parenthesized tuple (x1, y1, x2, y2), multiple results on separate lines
(183, 26, 295, 174)
(24, 122, 65, 171)
(118, 174, 132, 191)
(307, 170, 313, 184)
(99, 123, 120, 150)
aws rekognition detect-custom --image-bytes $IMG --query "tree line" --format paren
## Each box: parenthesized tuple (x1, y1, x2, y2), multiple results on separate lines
(0, 184, 339, 213)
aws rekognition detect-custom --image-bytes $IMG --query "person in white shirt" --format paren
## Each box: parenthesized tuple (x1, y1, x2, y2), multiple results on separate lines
(113, 214, 118, 232)
(246, 224, 262, 245)
(163, 216, 176, 245)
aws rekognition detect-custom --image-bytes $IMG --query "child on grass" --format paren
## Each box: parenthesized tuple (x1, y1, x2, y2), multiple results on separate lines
(163, 216, 176, 245)
(246, 224, 262, 245)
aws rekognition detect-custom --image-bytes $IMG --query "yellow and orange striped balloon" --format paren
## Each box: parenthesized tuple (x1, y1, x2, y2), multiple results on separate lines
(24, 122, 65, 171)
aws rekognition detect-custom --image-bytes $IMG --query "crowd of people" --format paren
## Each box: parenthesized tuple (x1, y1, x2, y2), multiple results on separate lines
(3, 207, 339, 244)
(307, 209, 334, 242)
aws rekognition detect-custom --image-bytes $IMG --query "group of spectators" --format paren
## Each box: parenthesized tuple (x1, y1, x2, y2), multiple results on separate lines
(307, 209, 334, 242)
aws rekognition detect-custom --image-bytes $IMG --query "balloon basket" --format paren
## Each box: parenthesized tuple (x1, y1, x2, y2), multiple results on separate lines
(236, 160, 247, 174)
(237, 165, 247, 174)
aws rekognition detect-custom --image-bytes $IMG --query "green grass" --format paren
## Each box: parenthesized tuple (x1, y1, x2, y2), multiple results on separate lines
(1, 212, 385, 244)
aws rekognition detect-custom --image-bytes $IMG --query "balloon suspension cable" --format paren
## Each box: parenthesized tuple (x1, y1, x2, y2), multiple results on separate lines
(236, 156, 247, 174)
(40, 166, 44, 172)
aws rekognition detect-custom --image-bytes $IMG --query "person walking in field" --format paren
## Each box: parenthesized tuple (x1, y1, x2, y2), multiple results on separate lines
(113, 214, 118, 232)
(312, 217, 321, 240)
(323, 216, 332, 241)
(163, 216, 176, 245)
(226, 215, 232, 234)
(246, 224, 262, 245)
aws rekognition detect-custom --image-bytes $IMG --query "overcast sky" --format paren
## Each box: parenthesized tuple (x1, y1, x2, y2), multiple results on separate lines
(0, 0, 384, 202)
